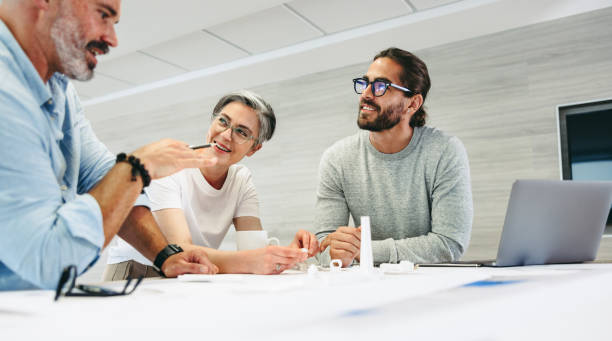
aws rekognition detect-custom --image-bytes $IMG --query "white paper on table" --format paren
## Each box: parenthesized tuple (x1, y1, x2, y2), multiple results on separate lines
(177, 274, 245, 282)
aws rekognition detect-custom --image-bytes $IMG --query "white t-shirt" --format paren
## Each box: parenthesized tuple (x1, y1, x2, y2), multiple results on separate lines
(107, 165, 259, 265)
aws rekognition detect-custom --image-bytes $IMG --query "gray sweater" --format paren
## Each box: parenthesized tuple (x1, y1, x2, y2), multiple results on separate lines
(314, 126, 473, 265)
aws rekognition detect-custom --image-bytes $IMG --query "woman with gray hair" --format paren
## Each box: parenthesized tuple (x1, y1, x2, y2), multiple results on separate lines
(105, 90, 318, 279)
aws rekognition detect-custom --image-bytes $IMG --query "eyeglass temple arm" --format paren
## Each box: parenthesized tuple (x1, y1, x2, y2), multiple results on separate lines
(54, 266, 77, 301)
(122, 276, 144, 294)
(54, 271, 71, 301)
(389, 83, 412, 93)
(121, 278, 133, 294)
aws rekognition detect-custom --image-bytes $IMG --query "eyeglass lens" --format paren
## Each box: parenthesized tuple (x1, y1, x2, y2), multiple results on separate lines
(54, 265, 77, 301)
(353, 78, 388, 97)
(215, 116, 253, 144)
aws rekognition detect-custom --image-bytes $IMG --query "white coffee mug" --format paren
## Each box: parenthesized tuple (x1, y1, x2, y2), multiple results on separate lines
(235, 230, 280, 250)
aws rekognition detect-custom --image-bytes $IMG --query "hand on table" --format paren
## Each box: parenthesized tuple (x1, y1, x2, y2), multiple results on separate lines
(319, 226, 361, 267)
(289, 229, 320, 257)
(161, 248, 219, 277)
(245, 246, 308, 275)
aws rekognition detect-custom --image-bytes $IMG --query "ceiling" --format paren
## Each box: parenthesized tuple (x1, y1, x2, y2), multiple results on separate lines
(76, 0, 612, 117)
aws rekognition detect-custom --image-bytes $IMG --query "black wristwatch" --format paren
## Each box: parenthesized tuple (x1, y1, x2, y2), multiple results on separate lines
(154, 244, 184, 273)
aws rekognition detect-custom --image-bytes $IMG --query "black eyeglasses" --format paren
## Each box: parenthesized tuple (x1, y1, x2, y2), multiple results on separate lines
(54, 265, 143, 301)
(352, 77, 413, 97)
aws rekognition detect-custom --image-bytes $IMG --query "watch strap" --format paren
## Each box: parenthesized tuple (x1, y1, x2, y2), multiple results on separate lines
(153, 244, 184, 273)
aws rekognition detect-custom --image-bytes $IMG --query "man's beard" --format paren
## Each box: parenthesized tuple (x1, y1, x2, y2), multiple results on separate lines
(357, 100, 405, 132)
(50, 12, 101, 81)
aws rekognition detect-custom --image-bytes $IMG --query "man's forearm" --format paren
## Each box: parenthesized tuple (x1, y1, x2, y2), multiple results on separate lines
(182, 246, 250, 274)
(89, 162, 146, 247)
(373, 233, 463, 264)
(117, 206, 168, 261)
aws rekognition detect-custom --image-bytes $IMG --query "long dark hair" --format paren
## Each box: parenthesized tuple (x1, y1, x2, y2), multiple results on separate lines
(374, 48, 430, 127)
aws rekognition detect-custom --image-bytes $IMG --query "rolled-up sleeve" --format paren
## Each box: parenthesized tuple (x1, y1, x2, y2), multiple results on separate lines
(70, 83, 114, 194)
(68, 86, 151, 209)
(0, 98, 103, 290)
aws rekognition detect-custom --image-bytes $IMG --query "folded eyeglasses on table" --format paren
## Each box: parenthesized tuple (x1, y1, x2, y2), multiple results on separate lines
(54, 265, 143, 301)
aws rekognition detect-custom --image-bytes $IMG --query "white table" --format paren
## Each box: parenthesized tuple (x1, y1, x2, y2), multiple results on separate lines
(1, 264, 610, 340)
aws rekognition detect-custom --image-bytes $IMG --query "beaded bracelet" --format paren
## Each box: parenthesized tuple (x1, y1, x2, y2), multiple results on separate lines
(116, 153, 151, 193)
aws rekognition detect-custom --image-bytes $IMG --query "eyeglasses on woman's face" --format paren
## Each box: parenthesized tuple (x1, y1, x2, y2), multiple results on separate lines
(213, 114, 256, 145)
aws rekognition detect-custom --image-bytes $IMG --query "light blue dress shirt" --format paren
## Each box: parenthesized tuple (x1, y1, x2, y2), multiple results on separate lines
(0, 20, 115, 290)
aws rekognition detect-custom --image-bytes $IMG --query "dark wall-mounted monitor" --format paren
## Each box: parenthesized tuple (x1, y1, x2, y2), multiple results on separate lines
(557, 98, 612, 226)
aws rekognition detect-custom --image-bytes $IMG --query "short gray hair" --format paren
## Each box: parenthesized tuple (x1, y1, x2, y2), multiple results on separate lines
(212, 90, 276, 145)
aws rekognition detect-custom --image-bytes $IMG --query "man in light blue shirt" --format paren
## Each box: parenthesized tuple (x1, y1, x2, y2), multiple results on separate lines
(0, 0, 219, 291)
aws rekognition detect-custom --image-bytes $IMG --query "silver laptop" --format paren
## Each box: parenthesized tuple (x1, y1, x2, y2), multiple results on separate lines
(424, 180, 612, 267)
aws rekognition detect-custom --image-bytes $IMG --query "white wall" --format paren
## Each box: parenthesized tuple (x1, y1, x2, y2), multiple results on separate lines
(82, 6, 612, 281)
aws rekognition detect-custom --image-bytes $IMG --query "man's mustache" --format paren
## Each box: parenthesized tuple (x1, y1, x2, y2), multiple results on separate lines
(86, 40, 109, 55)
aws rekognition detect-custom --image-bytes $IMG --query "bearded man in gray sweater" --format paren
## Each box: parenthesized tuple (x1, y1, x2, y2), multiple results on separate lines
(315, 48, 473, 267)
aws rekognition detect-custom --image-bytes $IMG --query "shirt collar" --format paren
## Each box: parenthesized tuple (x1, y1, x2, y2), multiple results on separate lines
(0, 19, 53, 107)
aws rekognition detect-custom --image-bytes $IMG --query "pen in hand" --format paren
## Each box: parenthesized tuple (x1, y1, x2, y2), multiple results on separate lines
(189, 143, 219, 168)
(189, 143, 215, 150)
